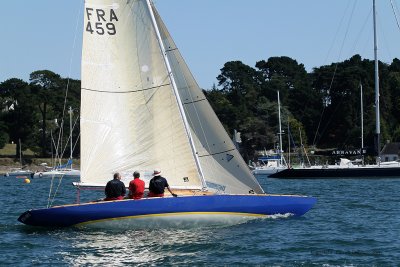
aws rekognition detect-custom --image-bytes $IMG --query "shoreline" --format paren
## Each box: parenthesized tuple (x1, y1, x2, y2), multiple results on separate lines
(0, 158, 80, 175)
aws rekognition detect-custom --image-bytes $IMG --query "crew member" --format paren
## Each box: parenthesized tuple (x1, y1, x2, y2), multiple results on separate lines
(128, 171, 145, 199)
(148, 169, 177, 197)
(104, 172, 126, 201)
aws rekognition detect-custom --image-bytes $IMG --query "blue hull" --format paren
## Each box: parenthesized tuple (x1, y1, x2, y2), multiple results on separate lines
(18, 195, 316, 228)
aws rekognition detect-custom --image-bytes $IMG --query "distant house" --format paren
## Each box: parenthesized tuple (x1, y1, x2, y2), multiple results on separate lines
(380, 142, 400, 162)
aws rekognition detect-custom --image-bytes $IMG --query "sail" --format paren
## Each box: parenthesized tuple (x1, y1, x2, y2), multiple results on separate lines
(80, 0, 202, 189)
(152, 6, 263, 194)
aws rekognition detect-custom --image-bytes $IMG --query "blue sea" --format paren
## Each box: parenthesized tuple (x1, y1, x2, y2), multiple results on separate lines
(0, 175, 399, 266)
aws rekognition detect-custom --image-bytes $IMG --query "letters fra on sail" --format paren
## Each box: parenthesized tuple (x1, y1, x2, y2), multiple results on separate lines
(85, 8, 118, 35)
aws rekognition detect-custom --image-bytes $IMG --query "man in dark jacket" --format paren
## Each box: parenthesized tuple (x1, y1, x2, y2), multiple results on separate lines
(148, 169, 177, 197)
(104, 172, 126, 201)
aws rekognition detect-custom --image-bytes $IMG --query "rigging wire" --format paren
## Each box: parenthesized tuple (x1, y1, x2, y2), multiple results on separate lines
(55, 0, 82, 160)
(48, 1, 83, 207)
(60, 115, 80, 159)
(312, 0, 358, 147)
(312, 0, 353, 146)
(49, 115, 81, 207)
(47, 176, 55, 208)
(377, 10, 393, 62)
(390, 0, 400, 32)
(349, 8, 372, 57)
(323, 1, 353, 65)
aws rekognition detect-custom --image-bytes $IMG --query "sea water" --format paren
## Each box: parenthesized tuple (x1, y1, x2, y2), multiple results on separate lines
(0, 175, 399, 266)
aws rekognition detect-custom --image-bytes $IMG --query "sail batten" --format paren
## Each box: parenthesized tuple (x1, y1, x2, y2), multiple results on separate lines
(81, 83, 171, 93)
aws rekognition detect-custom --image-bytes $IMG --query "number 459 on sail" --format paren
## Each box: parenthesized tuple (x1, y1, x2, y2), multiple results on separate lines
(85, 7, 118, 35)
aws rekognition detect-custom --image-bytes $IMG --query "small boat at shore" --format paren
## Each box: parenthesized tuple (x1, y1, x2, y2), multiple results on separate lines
(33, 160, 80, 178)
(250, 155, 286, 176)
(4, 168, 33, 179)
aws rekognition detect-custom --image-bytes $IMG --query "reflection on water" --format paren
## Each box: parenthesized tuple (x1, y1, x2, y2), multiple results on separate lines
(59, 216, 298, 266)
(61, 228, 214, 266)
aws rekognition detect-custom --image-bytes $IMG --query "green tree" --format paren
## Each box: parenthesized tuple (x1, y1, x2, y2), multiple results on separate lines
(216, 61, 263, 159)
(0, 78, 37, 157)
(256, 57, 320, 147)
(30, 70, 64, 157)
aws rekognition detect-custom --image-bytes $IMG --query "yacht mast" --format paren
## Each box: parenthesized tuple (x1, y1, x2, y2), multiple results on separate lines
(68, 106, 73, 169)
(277, 91, 283, 166)
(373, 0, 381, 162)
(360, 83, 364, 165)
(145, 0, 207, 189)
(19, 138, 22, 167)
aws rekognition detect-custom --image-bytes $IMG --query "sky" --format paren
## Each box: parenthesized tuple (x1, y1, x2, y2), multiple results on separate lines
(1, 0, 400, 89)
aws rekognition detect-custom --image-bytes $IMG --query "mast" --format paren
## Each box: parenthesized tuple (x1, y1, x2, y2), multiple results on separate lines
(145, 0, 207, 189)
(287, 116, 291, 168)
(277, 91, 283, 167)
(360, 83, 364, 165)
(68, 106, 73, 169)
(19, 138, 22, 167)
(373, 0, 381, 163)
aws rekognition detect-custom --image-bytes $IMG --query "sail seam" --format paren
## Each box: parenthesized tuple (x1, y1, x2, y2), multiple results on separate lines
(182, 98, 207, 105)
(165, 48, 178, 53)
(81, 84, 170, 93)
(198, 148, 236, 158)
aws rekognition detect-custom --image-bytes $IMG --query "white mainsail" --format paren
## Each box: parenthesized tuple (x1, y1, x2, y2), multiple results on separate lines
(80, 0, 263, 194)
(81, 0, 202, 189)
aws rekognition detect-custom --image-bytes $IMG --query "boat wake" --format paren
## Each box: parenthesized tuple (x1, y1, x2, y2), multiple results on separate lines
(264, 213, 294, 219)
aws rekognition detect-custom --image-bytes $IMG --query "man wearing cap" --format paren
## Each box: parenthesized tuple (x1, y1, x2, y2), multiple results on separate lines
(128, 171, 145, 200)
(148, 169, 177, 197)
(104, 172, 126, 201)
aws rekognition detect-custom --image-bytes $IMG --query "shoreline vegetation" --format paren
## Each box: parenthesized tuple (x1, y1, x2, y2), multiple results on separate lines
(2, 55, 400, 163)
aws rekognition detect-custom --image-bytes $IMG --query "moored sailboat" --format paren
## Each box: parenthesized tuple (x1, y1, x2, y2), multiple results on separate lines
(251, 91, 287, 176)
(18, 0, 315, 228)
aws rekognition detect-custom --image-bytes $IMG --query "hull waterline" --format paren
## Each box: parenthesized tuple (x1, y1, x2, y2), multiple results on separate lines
(18, 194, 316, 228)
(269, 167, 400, 178)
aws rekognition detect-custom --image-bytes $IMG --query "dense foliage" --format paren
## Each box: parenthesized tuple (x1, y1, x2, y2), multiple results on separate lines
(207, 55, 400, 160)
(1, 55, 399, 161)
(0, 70, 80, 158)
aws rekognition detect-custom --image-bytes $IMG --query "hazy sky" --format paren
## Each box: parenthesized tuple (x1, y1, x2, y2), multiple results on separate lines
(1, 0, 400, 89)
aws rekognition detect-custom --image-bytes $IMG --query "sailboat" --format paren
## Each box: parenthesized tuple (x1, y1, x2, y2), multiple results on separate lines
(252, 91, 287, 176)
(18, 0, 315, 228)
(4, 139, 34, 179)
(33, 107, 80, 179)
